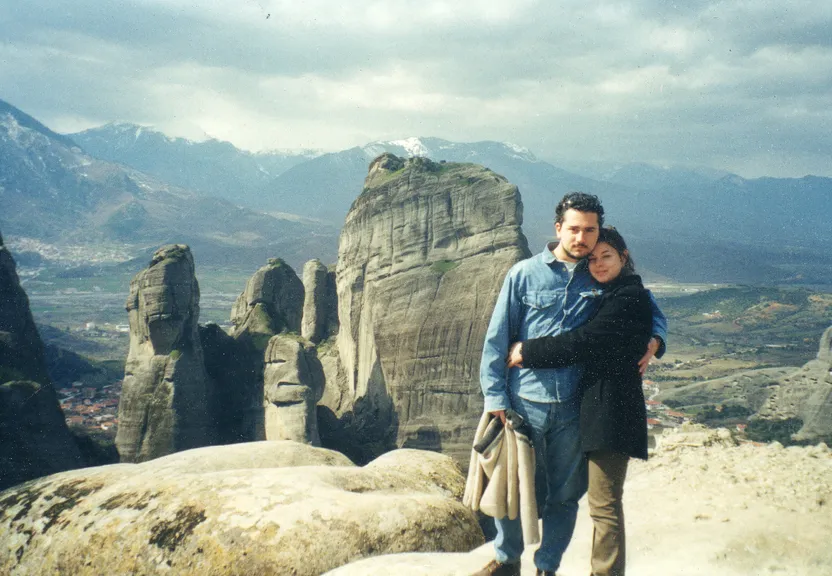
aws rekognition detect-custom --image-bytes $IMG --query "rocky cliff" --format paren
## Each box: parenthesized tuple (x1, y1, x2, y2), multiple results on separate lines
(0, 231, 84, 490)
(756, 324, 832, 442)
(116, 245, 214, 462)
(324, 153, 530, 463)
(0, 231, 51, 385)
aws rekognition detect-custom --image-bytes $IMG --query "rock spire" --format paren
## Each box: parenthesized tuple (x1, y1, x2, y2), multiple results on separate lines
(116, 245, 213, 462)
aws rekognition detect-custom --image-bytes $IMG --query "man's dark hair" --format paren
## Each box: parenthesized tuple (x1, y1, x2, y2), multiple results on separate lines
(598, 226, 636, 274)
(554, 192, 605, 226)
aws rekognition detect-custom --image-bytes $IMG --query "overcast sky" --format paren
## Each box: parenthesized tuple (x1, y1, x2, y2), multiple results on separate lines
(2, 0, 831, 177)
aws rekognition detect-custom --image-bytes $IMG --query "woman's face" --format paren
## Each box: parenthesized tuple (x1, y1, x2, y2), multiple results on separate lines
(588, 242, 626, 283)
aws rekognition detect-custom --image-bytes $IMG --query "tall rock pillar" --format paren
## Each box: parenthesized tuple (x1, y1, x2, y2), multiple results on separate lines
(301, 259, 337, 344)
(116, 244, 213, 462)
(322, 153, 530, 463)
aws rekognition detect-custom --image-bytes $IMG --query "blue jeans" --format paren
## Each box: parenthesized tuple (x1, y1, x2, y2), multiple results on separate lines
(493, 395, 587, 572)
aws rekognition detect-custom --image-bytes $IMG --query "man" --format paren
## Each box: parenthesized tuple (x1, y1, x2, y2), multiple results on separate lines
(473, 192, 666, 576)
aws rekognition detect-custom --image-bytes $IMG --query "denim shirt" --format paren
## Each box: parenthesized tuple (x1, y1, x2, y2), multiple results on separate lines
(480, 244, 668, 412)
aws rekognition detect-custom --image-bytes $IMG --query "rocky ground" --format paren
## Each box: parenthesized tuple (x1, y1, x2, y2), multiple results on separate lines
(328, 425, 832, 576)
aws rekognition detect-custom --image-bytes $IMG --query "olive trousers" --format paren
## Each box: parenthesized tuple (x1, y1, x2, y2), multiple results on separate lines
(587, 450, 630, 576)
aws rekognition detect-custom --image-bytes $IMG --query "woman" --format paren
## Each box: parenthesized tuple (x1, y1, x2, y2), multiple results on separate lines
(506, 227, 653, 576)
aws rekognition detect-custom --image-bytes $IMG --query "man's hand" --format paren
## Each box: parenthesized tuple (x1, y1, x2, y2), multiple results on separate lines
(638, 337, 660, 375)
(490, 410, 507, 425)
(506, 342, 524, 368)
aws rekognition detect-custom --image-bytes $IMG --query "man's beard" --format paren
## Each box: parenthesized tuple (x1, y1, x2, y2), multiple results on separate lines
(563, 244, 589, 260)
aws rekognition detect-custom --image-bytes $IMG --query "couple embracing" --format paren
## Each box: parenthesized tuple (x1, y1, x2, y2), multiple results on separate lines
(472, 192, 667, 576)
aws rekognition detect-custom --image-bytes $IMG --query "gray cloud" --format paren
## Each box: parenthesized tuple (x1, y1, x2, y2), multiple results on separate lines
(1, 0, 831, 177)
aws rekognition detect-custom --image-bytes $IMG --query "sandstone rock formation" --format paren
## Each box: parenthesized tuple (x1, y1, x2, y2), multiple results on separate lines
(116, 245, 214, 463)
(203, 259, 309, 445)
(0, 381, 85, 491)
(323, 153, 530, 464)
(0, 231, 83, 490)
(230, 258, 304, 341)
(0, 231, 50, 385)
(756, 324, 832, 442)
(263, 334, 325, 445)
(301, 259, 338, 344)
(0, 442, 484, 576)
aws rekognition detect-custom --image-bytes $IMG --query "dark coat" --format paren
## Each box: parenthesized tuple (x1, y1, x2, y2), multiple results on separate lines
(520, 274, 653, 459)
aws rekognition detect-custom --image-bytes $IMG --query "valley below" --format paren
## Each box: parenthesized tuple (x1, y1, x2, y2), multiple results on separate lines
(18, 247, 832, 451)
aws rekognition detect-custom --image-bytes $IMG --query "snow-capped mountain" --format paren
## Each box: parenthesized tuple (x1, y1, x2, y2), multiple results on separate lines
(361, 136, 538, 164)
(70, 123, 319, 208)
(0, 99, 337, 270)
(8, 103, 830, 283)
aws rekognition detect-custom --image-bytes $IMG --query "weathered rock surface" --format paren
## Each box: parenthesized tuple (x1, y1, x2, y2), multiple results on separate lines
(0, 231, 83, 490)
(756, 325, 832, 442)
(301, 259, 338, 343)
(263, 334, 325, 444)
(0, 381, 84, 491)
(326, 154, 530, 463)
(327, 427, 832, 576)
(116, 245, 214, 463)
(0, 442, 484, 576)
(0, 231, 50, 386)
(230, 258, 304, 339)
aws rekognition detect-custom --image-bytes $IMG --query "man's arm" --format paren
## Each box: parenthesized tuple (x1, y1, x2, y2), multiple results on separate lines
(480, 270, 520, 418)
(638, 291, 668, 374)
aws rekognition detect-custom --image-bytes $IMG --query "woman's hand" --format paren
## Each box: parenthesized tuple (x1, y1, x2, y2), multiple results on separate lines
(638, 337, 660, 375)
(506, 341, 524, 368)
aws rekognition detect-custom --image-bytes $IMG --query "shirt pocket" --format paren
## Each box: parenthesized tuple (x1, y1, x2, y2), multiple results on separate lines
(522, 289, 565, 311)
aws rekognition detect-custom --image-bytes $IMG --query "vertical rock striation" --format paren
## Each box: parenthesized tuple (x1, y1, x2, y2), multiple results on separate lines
(0, 230, 83, 490)
(301, 259, 338, 344)
(116, 245, 213, 462)
(324, 153, 530, 463)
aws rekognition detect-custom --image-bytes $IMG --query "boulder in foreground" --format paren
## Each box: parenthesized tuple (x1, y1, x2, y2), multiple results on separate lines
(0, 441, 484, 575)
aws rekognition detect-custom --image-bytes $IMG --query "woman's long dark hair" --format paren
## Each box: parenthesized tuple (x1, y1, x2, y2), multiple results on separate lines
(598, 227, 636, 274)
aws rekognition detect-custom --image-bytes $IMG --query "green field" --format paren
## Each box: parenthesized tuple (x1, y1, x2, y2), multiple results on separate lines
(648, 284, 832, 387)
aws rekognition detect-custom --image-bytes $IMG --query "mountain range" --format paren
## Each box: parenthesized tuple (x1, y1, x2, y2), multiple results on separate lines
(70, 123, 317, 208)
(0, 100, 338, 271)
(3, 98, 832, 284)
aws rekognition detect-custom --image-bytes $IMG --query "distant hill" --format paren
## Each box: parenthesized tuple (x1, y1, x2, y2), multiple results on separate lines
(0, 99, 337, 270)
(658, 286, 832, 348)
(561, 160, 732, 191)
(70, 123, 318, 208)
